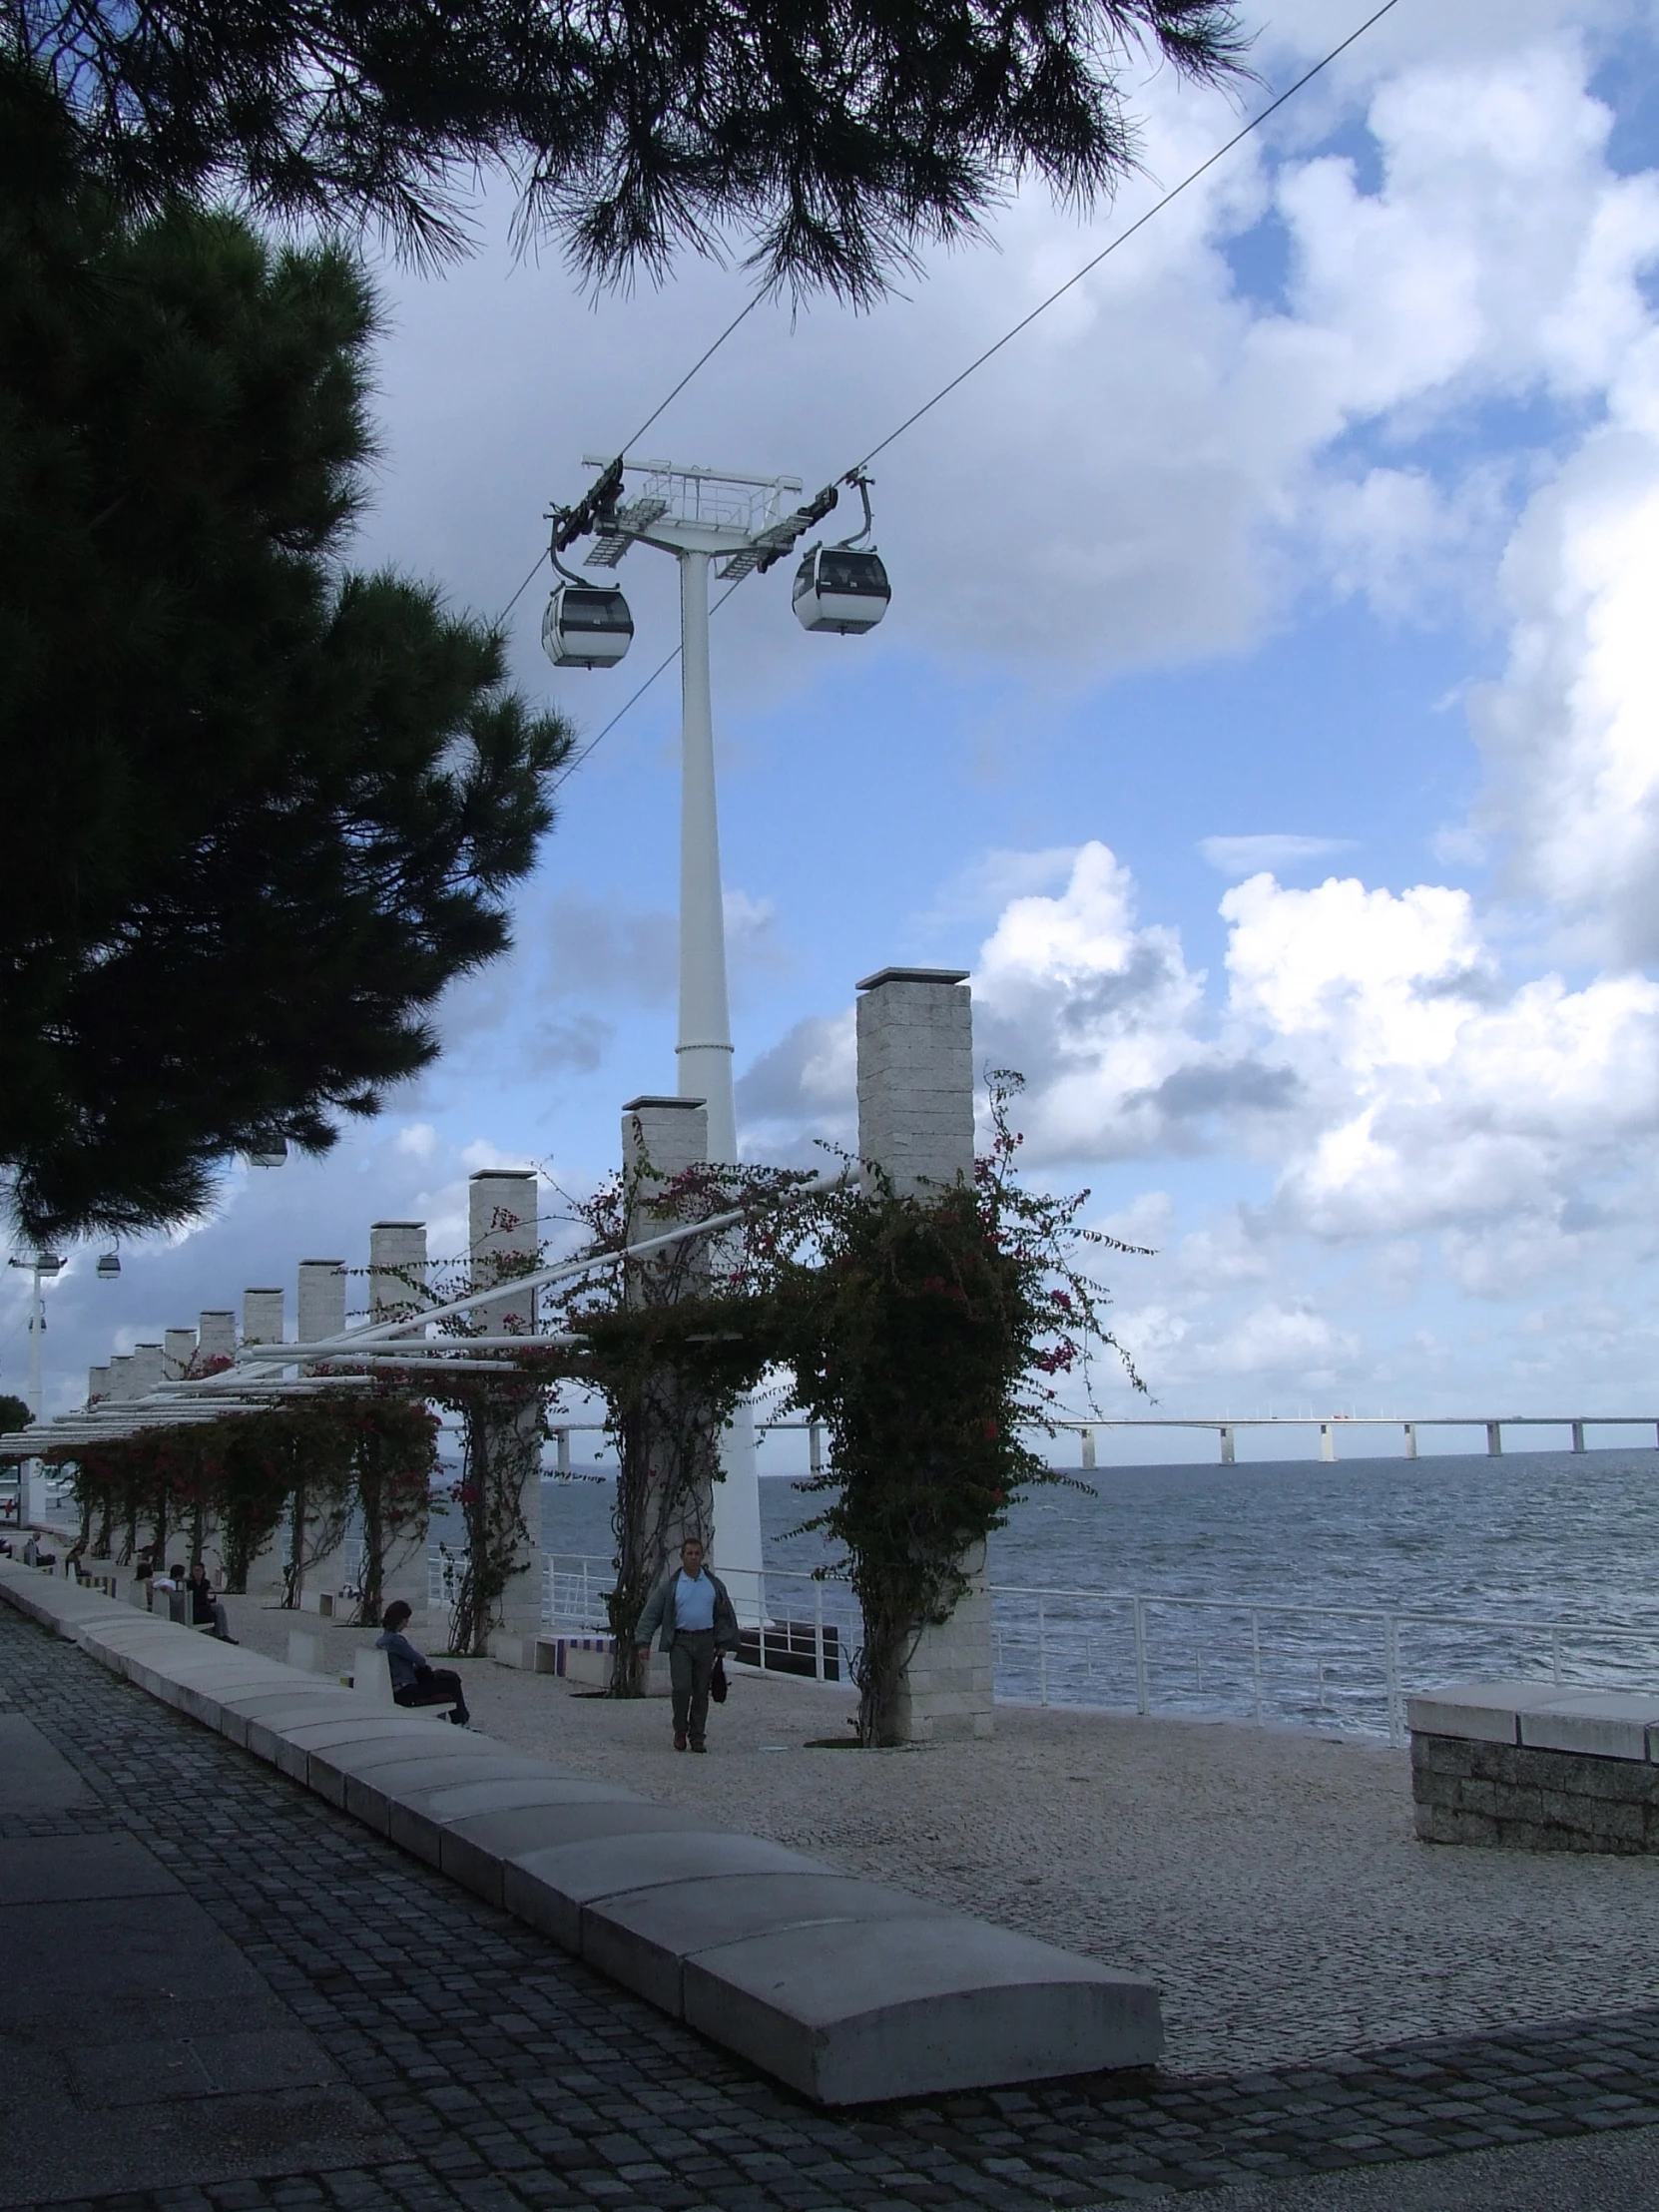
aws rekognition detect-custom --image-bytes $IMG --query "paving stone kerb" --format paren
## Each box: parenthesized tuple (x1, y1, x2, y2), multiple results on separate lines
(0, 1557, 1162, 2101)
(1408, 1678, 1659, 1853)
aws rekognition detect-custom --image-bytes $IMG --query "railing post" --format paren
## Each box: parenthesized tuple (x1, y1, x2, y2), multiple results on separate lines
(1133, 1597, 1149, 1716)
(814, 1579, 825, 1682)
(1384, 1614, 1401, 1747)
(1251, 1609, 1263, 1725)
(1552, 1626, 1562, 1684)
(758, 1569, 768, 1675)
(1037, 1596, 1048, 1706)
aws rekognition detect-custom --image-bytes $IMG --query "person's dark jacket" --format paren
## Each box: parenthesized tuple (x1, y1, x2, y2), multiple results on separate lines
(187, 1573, 217, 1625)
(375, 1627, 429, 1693)
(634, 1565, 740, 1654)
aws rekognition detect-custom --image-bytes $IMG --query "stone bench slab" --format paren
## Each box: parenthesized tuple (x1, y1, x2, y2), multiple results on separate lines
(506, 1830, 828, 1948)
(447, 1800, 716, 1910)
(584, 1870, 953, 2015)
(684, 1914, 1165, 2105)
(386, 1775, 643, 1868)
(1408, 1678, 1659, 1761)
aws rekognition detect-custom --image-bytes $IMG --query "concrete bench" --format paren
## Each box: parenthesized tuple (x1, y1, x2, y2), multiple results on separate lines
(1407, 1678, 1659, 1853)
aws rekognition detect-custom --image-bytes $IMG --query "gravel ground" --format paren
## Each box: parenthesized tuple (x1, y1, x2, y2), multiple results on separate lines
(229, 1598, 1659, 2081)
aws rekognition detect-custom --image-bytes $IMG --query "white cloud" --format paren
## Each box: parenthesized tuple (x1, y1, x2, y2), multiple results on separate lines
(1199, 834, 1357, 877)
(1470, 410, 1659, 961)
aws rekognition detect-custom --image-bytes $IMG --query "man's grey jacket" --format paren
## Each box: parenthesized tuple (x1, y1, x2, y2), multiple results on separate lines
(635, 1564, 742, 1654)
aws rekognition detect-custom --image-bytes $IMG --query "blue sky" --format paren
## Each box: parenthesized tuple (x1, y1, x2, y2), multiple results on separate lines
(13, 0, 1659, 1450)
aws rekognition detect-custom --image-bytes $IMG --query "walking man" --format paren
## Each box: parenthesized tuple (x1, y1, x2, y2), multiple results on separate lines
(634, 1537, 740, 1753)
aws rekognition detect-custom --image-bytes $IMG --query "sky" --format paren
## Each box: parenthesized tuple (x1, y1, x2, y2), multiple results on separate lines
(12, 0, 1659, 1456)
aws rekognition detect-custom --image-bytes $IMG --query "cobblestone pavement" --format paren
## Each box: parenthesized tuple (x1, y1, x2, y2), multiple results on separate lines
(10, 1610, 1659, 2212)
(234, 1600, 1659, 2079)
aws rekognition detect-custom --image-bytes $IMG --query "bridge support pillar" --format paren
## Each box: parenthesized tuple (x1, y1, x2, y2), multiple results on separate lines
(1403, 1422, 1417, 1458)
(1571, 1421, 1585, 1453)
(1080, 1426, 1096, 1470)
(1486, 1421, 1502, 1456)
(1319, 1421, 1336, 1463)
(1219, 1425, 1236, 1465)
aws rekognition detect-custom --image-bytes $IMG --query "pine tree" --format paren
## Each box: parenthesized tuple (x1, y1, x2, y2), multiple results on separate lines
(0, 61, 571, 1240)
(7, 0, 1248, 294)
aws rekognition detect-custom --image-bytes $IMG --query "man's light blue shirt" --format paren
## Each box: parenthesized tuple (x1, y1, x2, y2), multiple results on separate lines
(673, 1569, 717, 1633)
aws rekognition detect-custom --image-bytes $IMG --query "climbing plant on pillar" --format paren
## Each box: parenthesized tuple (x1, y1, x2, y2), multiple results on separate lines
(777, 1074, 1145, 1746)
(547, 1153, 809, 1696)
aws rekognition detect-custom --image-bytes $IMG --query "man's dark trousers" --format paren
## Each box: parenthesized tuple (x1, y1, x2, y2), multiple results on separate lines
(671, 1628, 717, 1744)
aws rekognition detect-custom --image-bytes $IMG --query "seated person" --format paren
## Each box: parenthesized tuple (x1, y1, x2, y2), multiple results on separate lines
(185, 1558, 238, 1642)
(374, 1601, 469, 1725)
(151, 1559, 184, 1592)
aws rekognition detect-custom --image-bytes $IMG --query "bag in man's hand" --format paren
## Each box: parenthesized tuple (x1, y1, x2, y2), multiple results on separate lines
(710, 1654, 729, 1705)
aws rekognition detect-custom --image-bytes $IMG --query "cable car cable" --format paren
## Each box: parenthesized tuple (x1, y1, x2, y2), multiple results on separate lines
(551, 0, 1404, 772)
(842, 0, 1402, 478)
(548, 577, 749, 793)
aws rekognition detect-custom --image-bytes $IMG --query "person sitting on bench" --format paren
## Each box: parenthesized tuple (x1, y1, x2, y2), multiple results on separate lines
(186, 1558, 238, 1642)
(375, 1601, 469, 1725)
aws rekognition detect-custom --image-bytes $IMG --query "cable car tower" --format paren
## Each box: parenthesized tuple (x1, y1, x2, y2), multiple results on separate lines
(544, 452, 887, 1608)
(545, 453, 886, 1158)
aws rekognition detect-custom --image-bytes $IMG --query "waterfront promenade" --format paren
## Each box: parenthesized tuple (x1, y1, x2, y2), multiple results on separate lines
(232, 1602, 1659, 2079)
(5, 1596, 1659, 2209)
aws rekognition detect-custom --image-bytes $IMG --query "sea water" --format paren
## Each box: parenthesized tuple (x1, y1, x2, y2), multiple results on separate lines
(428, 1447, 1659, 1736)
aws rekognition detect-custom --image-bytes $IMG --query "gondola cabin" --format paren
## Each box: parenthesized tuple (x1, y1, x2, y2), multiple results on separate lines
(792, 547, 891, 635)
(542, 583, 635, 668)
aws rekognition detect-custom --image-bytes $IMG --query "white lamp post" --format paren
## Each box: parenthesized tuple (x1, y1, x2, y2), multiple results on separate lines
(7, 1250, 64, 1527)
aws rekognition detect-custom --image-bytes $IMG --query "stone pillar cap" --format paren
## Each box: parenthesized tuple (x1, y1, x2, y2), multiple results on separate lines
(469, 1166, 534, 1180)
(623, 1094, 706, 1111)
(856, 966, 969, 990)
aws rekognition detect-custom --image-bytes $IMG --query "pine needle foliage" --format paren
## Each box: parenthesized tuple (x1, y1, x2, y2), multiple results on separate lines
(6, 0, 1250, 294)
(0, 60, 572, 1241)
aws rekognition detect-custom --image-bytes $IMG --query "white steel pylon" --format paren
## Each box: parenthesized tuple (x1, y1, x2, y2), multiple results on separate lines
(577, 457, 824, 1609)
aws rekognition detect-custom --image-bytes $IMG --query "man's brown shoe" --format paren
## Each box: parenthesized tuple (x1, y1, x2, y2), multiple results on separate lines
(674, 1731, 688, 1752)
(690, 1739, 707, 1753)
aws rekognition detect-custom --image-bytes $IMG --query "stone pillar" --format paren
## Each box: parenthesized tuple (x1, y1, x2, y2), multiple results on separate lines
(295, 1262, 350, 1601)
(1403, 1422, 1417, 1458)
(369, 1221, 428, 1318)
(1080, 1426, 1096, 1470)
(1320, 1421, 1337, 1463)
(297, 1260, 346, 1353)
(1571, 1420, 1585, 1454)
(1219, 1425, 1236, 1465)
(854, 965, 992, 1745)
(240, 1291, 290, 1594)
(163, 1328, 197, 1380)
(198, 1312, 237, 1365)
(106, 1354, 134, 1401)
(88, 1366, 110, 1405)
(622, 1096, 720, 1568)
(243, 1290, 284, 1346)
(1486, 1420, 1502, 1456)
(370, 1223, 431, 1621)
(470, 1169, 542, 1664)
(127, 1344, 165, 1398)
